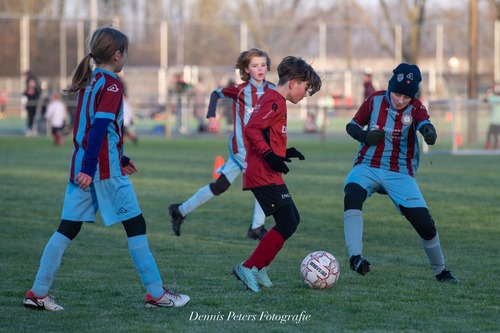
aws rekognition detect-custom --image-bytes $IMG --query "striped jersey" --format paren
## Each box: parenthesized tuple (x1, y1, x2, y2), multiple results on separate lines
(216, 78, 275, 157)
(349, 91, 431, 177)
(69, 68, 125, 184)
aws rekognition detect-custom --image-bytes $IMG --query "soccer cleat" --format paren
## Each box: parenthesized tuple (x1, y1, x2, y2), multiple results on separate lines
(168, 204, 185, 236)
(254, 267, 273, 288)
(350, 255, 371, 275)
(435, 269, 460, 283)
(145, 287, 190, 308)
(23, 290, 64, 311)
(233, 263, 260, 292)
(247, 225, 268, 240)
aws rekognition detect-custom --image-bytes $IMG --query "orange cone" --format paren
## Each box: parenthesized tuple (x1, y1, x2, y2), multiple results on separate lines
(213, 155, 225, 179)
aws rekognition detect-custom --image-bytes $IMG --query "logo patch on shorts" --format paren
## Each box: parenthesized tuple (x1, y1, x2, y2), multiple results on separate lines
(117, 207, 128, 214)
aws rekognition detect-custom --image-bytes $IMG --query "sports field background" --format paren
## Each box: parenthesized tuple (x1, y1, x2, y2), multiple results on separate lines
(0, 122, 499, 332)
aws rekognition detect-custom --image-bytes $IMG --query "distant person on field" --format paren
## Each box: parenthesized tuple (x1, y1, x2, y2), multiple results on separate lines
(168, 48, 275, 240)
(186, 76, 209, 132)
(363, 70, 376, 100)
(23, 26, 190, 312)
(23, 71, 41, 136)
(123, 89, 138, 144)
(484, 83, 500, 149)
(0, 86, 8, 119)
(233, 56, 322, 292)
(44, 92, 67, 146)
(343, 63, 459, 283)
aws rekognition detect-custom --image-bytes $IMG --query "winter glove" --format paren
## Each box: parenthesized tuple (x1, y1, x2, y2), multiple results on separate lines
(365, 130, 385, 146)
(263, 151, 291, 174)
(286, 147, 305, 160)
(421, 124, 437, 145)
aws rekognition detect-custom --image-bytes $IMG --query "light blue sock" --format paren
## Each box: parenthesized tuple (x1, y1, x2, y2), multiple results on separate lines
(128, 235, 163, 298)
(421, 233, 446, 275)
(31, 231, 71, 296)
(344, 209, 364, 257)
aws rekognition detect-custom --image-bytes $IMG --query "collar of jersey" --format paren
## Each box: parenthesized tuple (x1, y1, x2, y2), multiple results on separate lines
(94, 67, 117, 78)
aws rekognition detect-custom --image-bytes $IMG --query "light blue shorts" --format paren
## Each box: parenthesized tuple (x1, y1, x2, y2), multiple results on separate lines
(345, 164, 427, 214)
(216, 152, 244, 183)
(61, 176, 141, 226)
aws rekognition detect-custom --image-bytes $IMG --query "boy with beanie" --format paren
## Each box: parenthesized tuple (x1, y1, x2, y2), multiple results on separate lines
(342, 63, 459, 283)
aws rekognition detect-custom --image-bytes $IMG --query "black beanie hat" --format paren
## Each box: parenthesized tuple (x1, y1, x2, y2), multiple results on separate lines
(387, 63, 421, 98)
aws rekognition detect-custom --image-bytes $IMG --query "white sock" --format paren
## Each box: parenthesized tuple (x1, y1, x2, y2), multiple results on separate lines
(344, 209, 364, 257)
(251, 198, 266, 229)
(421, 233, 446, 275)
(179, 184, 214, 216)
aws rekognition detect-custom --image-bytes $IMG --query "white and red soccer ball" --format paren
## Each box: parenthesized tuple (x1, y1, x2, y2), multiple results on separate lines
(300, 251, 340, 289)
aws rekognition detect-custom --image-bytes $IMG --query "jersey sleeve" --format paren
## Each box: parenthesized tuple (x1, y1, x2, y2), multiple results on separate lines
(413, 99, 432, 130)
(352, 97, 374, 128)
(95, 79, 123, 121)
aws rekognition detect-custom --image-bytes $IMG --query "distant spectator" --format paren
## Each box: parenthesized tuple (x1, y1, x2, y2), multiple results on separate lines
(123, 93, 138, 144)
(186, 76, 208, 132)
(363, 70, 376, 100)
(23, 71, 41, 136)
(45, 92, 67, 146)
(485, 83, 500, 149)
(0, 86, 8, 119)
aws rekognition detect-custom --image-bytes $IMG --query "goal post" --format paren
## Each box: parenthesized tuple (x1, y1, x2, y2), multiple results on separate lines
(425, 98, 499, 155)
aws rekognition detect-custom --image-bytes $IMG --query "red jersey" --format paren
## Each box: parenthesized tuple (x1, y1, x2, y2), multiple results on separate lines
(243, 89, 287, 189)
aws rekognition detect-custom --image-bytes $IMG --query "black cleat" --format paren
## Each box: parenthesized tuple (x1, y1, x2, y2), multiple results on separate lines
(350, 255, 371, 275)
(247, 225, 268, 240)
(435, 269, 460, 283)
(168, 204, 185, 236)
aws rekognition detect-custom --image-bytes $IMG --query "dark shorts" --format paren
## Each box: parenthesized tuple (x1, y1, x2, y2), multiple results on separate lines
(251, 184, 293, 216)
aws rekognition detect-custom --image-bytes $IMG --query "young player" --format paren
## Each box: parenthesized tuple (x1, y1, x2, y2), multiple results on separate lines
(23, 26, 190, 311)
(233, 56, 322, 292)
(343, 63, 459, 283)
(44, 92, 67, 146)
(168, 48, 275, 240)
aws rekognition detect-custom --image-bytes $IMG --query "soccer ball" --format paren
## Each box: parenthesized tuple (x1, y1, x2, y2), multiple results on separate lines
(300, 251, 340, 289)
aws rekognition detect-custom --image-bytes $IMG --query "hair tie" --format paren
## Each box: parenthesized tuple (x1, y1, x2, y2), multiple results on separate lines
(88, 53, 94, 58)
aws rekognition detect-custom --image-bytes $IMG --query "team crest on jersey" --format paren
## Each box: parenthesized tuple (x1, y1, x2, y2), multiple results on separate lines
(402, 113, 413, 125)
(107, 84, 120, 92)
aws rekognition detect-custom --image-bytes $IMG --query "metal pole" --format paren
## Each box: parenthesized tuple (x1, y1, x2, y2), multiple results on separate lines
(240, 21, 248, 52)
(394, 24, 402, 64)
(20, 15, 30, 73)
(495, 20, 500, 83)
(59, 19, 67, 91)
(319, 21, 326, 71)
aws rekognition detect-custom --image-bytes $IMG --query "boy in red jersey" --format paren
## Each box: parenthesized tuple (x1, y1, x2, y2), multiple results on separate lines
(233, 56, 322, 292)
(343, 63, 459, 283)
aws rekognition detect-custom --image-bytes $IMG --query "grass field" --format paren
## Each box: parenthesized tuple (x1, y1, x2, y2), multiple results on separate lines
(1, 133, 499, 333)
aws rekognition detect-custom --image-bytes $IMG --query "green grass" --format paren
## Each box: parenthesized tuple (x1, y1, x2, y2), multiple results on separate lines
(1, 134, 499, 333)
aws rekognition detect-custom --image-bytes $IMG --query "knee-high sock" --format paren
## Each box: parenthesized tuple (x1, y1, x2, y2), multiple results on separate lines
(344, 209, 364, 257)
(421, 233, 446, 275)
(250, 198, 266, 229)
(243, 228, 284, 270)
(179, 185, 214, 216)
(128, 235, 163, 298)
(31, 231, 72, 297)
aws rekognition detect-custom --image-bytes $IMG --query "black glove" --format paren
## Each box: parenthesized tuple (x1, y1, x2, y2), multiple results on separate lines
(421, 124, 437, 145)
(286, 147, 305, 160)
(365, 130, 385, 146)
(263, 151, 290, 174)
